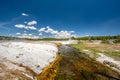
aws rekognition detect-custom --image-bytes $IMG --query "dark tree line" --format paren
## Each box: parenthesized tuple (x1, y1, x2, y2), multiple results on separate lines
(72, 35, 120, 43)
(27, 38, 68, 41)
(0, 35, 120, 43)
(0, 36, 68, 41)
(0, 36, 19, 40)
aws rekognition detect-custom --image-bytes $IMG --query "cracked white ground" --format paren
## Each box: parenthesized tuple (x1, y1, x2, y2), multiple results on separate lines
(0, 41, 58, 74)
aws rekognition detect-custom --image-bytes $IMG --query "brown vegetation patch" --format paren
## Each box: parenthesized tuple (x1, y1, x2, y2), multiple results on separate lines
(84, 42, 120, 51)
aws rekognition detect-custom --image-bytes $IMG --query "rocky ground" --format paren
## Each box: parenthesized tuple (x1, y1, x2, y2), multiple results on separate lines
(0, 41, 58, 80)
(0, 58, 37, 80)
(0, 40, 120, 80)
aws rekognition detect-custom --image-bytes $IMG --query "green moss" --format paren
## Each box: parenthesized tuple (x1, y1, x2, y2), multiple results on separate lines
(70, 43, 101, 59)
(71, 42, 120, 59)
(104, 51, 120, 57)
(80, 70, 98, 80)
(70, 42, 84, 52)
(18, 78, 26, 80)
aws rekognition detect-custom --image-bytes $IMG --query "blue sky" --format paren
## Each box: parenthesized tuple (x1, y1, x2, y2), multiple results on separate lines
(0, 0, 120, 37)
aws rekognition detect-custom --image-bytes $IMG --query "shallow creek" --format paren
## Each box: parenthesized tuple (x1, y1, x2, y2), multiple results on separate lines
(53, 45, 120, 80)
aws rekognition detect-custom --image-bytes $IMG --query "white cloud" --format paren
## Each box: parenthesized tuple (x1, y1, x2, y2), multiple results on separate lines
(45, 26, 58, 34)
(26, 26, 37, 30)
(38, 26, 76, 38)
(15, 24, 37, 30)
(16, 33, 21, 35)
(27, 20, 37, 25)
(17, 33, 32, 36)
(56, 32, 76, 38)
(15, 24, 25, 28)
(28, 34, 32, 36)
(17, 33, 39, 39)
(16, 33, 34, 38)
(51, 31, 58, 34)
(69, 31, 75, 33)
(85, 35, 89, 36)
(39, 27, 46, 32)
(45, 26, 54, 33)
(56, 30, 71, 38)
(22, 13, 28, 16)
(24, 21, 27, 24)
(39, 33, 42, 36)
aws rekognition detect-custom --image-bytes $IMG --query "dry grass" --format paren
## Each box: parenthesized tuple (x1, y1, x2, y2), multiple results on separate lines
(71, 42, 120, 60)
(83, 42, 120, 51)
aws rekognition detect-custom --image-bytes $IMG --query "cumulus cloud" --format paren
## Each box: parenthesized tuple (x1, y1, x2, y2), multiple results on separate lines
(17, 33, 32, 36)
(16, 32, 21, 35)
(25, 26, 37, 30)
(69, 31, 75, 33)
(21, 13, 28, 16)
(51, 31, 58, 35)
(24, 21, 27, 24)
(28, 34, 32, 36)
(15, 24, 37, 30)
(27, 20, 37, 25)
(15, 24, 25, 28)
(39, 33, 42, 36)
(38, 26, 76, 38)
(17, 33, 40, 39)
(16, 33, 33, 38)
(56, 31, 71, 38)
(39, 27, 46, 32)
(14, 16, 75, 38)
(45, 26, 58, 34)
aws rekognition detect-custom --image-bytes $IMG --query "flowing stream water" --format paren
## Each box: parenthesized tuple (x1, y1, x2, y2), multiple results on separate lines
(54, 45, 120, 80)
